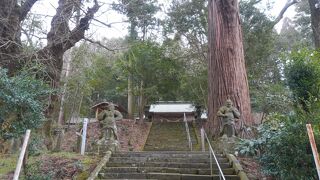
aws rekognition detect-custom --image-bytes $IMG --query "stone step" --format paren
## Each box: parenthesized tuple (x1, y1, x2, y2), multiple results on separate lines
(105, 162, 231, 169)
(145, 134, 197, 140)
(108, 157, 229, 164)
(145, 141, 190, 144)
(102, 167, 236, 175)
(98, 172, 240, 180)
(112, 151, 223, 155)
(113, 151, 222, 155)
(143, 147, 191, 151)
(112, 152, 224, 158)
(143, 122, 197, 151)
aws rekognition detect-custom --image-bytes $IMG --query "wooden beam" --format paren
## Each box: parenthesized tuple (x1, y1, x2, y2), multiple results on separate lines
(306, 124, 320, 178)
(13, 130, 31, 180)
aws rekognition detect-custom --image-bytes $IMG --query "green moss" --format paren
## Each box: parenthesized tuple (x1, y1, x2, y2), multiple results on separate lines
(0, 154, 18, 176)
(49, 151, 82, 158)
(76, 171, 89, 180)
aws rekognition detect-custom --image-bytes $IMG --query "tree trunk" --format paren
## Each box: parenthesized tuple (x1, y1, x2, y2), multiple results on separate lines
(67, 85, 79, 129)
(308, 0, 320, 49)
(54, 49, 72, 151)
(0, 0, 24, 73)
(128, 66, 134, 120)
(138, 80, 145, 123)
(207, 0, 252, 138)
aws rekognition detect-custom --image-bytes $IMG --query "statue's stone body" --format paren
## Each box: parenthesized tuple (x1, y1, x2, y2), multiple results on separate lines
(217, 99, 240, 137)
(97, 103, 123, 142)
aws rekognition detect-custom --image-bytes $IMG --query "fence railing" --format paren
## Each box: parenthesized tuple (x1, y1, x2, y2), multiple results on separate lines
(201, 127, 225, 180)
(183, 113, 192, 151)
(306, 124, 320, 178)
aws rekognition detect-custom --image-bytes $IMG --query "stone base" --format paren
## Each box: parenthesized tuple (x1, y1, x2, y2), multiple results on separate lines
(212, 136, 241, 155)
(91, 140, 119, 155)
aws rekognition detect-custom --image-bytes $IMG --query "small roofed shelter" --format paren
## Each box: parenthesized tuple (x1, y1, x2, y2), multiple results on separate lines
(91, 102, 127, 119)
(148, 102, 196, 122)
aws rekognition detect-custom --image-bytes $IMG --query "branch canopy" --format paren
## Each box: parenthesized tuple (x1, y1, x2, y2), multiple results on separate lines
(272, 0, 298, 27)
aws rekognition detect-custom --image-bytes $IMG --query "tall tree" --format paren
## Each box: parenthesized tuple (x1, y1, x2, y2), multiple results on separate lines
(112, 0, 160, 119)
(0, 0, 101, 150)
(207, 0, 252, 137)
(118, 41, 182, 121)
(308, 0, 320, 48)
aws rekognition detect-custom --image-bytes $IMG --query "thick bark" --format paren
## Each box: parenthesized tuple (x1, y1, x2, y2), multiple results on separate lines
(308, 0, 320, 49)
(0, 0, 24, 73)
(37, 0, 100, 81)
(0, 0, 100, 81)
(207, 0, 252, 138)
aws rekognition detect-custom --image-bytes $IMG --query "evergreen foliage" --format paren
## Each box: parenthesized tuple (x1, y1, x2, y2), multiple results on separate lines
(237, 49, 320, 178)
(117, 41, 183, 102)
(285, 49, 320, 110)
(0, 68, 52, 139)
(238, 110, 320, 179)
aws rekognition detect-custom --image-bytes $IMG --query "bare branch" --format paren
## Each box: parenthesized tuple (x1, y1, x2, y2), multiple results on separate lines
(272, 0, 298, 27)
(83, 37, 115, 51)
(93, 18, 112, 27)
(20, 0, 39, 21)
(93, 18, 128, 28)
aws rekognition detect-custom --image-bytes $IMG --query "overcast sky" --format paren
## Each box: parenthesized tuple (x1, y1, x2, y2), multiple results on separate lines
(31, 0, 296, 41)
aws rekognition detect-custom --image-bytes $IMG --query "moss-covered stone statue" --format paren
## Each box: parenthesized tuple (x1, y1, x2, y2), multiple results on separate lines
(217, 99, 240, 138)
(97, 103, 123, 142)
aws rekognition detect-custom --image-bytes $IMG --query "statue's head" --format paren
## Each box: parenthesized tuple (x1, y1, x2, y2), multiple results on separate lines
(226, 99, 232, 108)
(108, 103, 115, 111)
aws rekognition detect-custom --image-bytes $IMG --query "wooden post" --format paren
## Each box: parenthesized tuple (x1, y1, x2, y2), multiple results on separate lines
(81, 118, 88, 155)
(306, 124, 320, 178)
(13, 129, 31, 180)
(201, 127, 205, 152)
(95, 108, 99, 119)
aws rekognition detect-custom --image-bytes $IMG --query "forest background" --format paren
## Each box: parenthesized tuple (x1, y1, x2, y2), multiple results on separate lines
(1, 0, 320, 179)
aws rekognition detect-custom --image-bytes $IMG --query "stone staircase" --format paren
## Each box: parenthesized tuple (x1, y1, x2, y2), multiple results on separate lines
(143, 122, 198, 151)
(97, 151, 240, 180)
(90, 121, 247, 180)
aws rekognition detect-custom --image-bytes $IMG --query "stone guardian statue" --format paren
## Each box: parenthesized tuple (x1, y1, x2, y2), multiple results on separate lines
(97, 103, 123, 142)
(217, 99, 240, 138)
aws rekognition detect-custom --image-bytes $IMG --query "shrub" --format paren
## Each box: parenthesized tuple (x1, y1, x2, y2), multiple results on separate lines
(285, 49, 320, 111)
(0, 68, 53, 140)
(237, 110, 320, 179)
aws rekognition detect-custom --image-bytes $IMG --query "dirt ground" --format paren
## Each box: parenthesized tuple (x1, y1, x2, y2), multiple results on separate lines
(116, 119, 152, 151)
(238, 155, 276, 179)
(238, 157, 267, 179)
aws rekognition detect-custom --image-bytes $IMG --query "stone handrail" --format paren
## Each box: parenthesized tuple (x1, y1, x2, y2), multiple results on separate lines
(87, 151, 112, 180)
